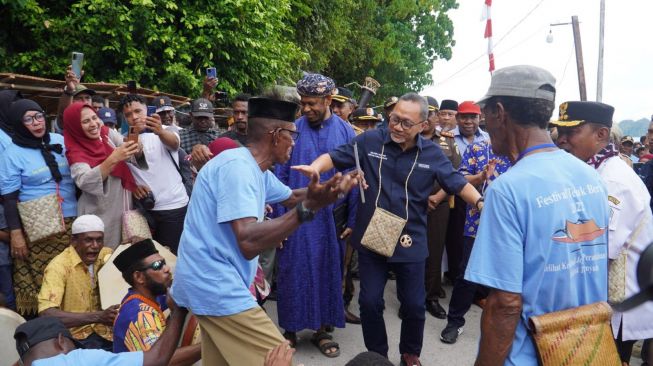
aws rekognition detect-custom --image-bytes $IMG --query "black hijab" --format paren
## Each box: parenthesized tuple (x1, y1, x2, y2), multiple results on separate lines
(0, 90, 22, 135)
(9, 99, 63, 182)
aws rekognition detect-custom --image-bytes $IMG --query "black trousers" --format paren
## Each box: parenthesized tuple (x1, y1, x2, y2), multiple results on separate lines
(150, 205, 187, 254)
(425, 202, 449, 301)
(358, 252, 425, 357)
(343, 241, 356, 306)
(78, 332, 112, 351)
(445, 196, 466, 282)
(447, 236, 477, 328)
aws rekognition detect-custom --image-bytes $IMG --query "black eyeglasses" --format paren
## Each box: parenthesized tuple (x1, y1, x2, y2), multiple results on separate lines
(276, 128, 300, 141)
(22, 112, 46, 126)
(388, 115, 421, 129)
(138, 259, 166, 272)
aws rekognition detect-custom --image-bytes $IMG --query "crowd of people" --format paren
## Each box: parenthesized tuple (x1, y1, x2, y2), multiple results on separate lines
(1, 63, 653, 366)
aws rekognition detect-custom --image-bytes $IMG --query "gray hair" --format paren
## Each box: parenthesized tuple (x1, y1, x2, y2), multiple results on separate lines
(399, 92, 429, 122)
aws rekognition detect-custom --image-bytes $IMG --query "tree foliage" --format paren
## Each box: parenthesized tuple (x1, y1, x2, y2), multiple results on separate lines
(0, 0, 456, 101)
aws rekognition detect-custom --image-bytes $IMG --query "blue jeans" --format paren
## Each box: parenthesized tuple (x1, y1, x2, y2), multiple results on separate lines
(358, 252, 425, 357)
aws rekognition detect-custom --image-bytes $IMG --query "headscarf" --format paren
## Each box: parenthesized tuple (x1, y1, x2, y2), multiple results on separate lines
(9, 99, 63, 182)
(63, 102, 137, 192)
(0, 90, 23, 135)
(208, 137, 240, 157)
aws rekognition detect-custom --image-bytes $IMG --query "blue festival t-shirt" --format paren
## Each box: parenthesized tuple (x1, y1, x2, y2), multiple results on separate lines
(33, 349, 143, 366)
(0, 133, 77, 217)
(465, 149, 609, 366)
(458, 141, 511, 238)
(171, 147, 291, 316)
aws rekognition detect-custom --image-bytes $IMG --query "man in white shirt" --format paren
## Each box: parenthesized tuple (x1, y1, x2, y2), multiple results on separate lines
(119, 94, 189, 254)
(554, 100, 653, 365)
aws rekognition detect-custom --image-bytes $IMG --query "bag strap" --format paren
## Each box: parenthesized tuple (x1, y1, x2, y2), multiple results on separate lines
(166, 150, 186, 185)
(623, 215, 648, 253)
(373, 144, 420, 220)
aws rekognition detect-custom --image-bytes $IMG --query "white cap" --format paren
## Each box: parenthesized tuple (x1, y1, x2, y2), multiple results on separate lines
(71, 215, 105, 235)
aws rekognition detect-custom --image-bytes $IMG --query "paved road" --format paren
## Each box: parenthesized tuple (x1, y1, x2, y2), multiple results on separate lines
(265, 279, 644, 366)
(265, 280, 481, 365)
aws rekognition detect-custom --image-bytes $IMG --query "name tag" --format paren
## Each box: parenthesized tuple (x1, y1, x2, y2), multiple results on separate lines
(368, 151, 387, 160)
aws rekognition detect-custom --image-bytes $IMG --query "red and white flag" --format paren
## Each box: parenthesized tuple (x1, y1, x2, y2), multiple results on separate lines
(482, 0, 495, 72)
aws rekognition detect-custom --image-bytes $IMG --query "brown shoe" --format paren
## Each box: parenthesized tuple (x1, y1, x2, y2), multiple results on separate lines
(400, 353, 421, 366)
(345, 308, 361, 324)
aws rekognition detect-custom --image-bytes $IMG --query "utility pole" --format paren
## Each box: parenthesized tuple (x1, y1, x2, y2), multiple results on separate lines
(548, 16, 587, 101)
(571, 16, 587, 101)
(596, 0, 605, 102)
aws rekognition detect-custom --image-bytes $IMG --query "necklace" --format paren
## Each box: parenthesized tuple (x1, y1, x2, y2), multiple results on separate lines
(516, 143, 557, 162)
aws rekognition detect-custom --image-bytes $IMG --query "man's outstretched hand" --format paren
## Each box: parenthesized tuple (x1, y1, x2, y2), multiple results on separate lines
(291, 166, 359, 211)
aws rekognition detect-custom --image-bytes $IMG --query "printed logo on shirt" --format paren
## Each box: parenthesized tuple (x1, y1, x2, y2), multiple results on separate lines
(417, 163, 430, 170)
(368, 151, 387, 160)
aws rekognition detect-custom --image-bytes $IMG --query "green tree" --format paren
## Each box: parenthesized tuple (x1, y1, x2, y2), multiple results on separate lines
(323, 0, 458, 105)
(0, 0, 306, 97)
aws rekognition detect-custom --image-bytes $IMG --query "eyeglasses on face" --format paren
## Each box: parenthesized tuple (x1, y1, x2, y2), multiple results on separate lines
(389, 115, 420, 129)
(22, 112, 46, 126)
(275, 128, 300, 141)
(139, 259, 166, 272)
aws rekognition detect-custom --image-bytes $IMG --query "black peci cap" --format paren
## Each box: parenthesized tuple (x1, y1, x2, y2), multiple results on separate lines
(439, 99, 458, 112)
(114, 239, 159, 273)
(248, 97, 298, 123)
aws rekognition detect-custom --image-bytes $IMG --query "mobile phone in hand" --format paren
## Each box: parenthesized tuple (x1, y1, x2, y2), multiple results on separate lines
(71, 52, 84, 79)
(147, 106, 156, 117)
(127, 126, 139, 144)
(206, 67, 217, 79)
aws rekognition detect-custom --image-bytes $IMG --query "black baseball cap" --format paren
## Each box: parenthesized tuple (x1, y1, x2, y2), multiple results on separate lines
(14, 317, 83, 358)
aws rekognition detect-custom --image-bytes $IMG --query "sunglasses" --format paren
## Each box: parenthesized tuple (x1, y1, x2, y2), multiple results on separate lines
(138, 259, 166, 272)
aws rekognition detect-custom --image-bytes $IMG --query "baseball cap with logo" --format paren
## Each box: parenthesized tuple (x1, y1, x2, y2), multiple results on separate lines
(155, 96, 175, 113)
(191, 98, 214, 118)
(621, 136, 635, 145)
(97, 107, 117, 125)
(477, 65, 556, 106)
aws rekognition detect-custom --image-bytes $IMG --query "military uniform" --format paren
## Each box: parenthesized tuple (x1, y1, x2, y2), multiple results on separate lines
(425, 129, 461, 305)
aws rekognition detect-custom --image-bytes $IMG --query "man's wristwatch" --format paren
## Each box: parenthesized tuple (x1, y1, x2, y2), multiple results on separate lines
(475, 197, 484, 210)
(296, 202, 315, 223)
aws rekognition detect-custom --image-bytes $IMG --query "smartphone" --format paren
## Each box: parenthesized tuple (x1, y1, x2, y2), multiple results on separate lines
(147, 105, 156, 116)
(71, 52, 84, 79)
(127, 80, 137, 94)
(127, 126, 139, 144)
(206, 67, 217, 79)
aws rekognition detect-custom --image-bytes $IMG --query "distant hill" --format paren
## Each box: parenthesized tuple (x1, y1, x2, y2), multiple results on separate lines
(618, 118, 649, 138)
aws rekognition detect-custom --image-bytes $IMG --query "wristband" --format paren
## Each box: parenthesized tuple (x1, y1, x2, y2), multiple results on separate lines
(475, 197, 484, 210)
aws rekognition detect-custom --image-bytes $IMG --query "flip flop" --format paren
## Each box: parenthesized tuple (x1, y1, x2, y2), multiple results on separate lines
(311, 331, 340, 358)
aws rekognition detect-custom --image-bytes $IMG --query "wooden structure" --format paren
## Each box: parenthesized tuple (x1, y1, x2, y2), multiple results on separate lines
(0, 73, 191, 116)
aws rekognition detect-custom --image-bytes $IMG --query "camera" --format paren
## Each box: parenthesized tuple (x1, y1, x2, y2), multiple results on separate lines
(140, 191, 156, 210)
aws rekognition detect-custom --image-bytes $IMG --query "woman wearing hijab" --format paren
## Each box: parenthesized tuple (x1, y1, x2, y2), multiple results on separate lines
(63, 102, 145, 248)
(0, 99, 78, 316)
(0, 90, 22, 152)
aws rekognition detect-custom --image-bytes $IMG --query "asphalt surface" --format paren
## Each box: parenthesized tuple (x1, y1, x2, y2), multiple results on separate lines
(265, 280, 645, 366)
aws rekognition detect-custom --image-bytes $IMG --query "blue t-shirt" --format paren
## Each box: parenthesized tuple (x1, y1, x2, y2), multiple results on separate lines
(33, 349, 143, 366)
(171, 147, 291, 316)
(465, 149, 609, 366)
(0, 133, 77, 217)
(0, 129, 11, 153)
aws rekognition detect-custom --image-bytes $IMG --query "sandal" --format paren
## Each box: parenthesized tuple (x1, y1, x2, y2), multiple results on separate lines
(311, 331, 340, 358)
(282, 331, 297, 348)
